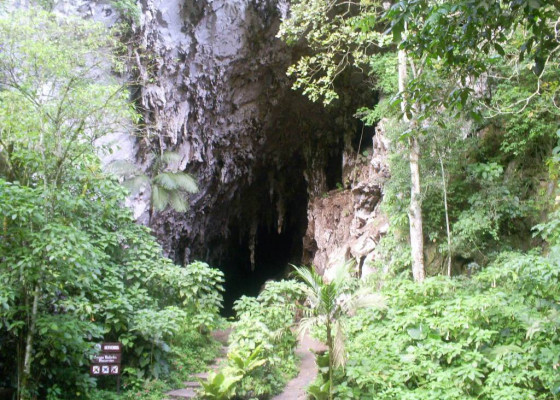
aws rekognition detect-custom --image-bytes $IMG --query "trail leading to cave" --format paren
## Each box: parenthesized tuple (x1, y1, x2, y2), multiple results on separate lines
(272, 334, 326, 400)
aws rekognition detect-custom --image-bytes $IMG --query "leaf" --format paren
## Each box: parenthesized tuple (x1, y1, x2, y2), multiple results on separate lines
(332, 320, 346, 368)
(160, 151, 182, 166)
(391, 19, 404, 43)
(407, 324, 427, 340)
(153, 173, 178, 190)
(151, 185, 169, 211)
(171, 172, 198, 193)
(494, 43, 505, 56)
(168, 191, 189, 213)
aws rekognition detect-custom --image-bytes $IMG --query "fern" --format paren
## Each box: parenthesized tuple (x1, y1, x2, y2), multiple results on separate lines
(106, 152, 198, 214)
(170, 172, 198, 193)
(168, 191, 188, 213)
(151, 185, 169, 212)
(153, 172, 178, 191)
(160, 151, 182, 165)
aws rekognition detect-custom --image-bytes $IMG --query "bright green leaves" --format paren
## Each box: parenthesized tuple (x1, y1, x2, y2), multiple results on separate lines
(224, 280, 305, 398)
(198, 371, 243, 400)
(0, 9, 135, 187)
(343, 256, 560, 399)
(0, 174, 225, 393)
(406, 324, 427, 341)
(279, 0, 390, 106)
(0, 8, 217, 397)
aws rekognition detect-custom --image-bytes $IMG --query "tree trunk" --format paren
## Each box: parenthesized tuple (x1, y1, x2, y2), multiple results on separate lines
(408, 136, 425, 282)
(326, 321, 334, 400)
(398, 48, 426, 283)
(438, 152, 452, 276)
(20, 284, 39, 400)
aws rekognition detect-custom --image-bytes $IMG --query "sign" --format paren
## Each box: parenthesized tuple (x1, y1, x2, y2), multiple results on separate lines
(93, 353, 121, 364)
(90, 364, 120, 375)
(91, 342, 122, 376)
(90, 341, 122, 392)
(101, 342, 122, 353)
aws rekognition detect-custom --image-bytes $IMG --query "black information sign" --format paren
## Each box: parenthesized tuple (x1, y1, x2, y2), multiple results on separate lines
(91, 342, 122, 391)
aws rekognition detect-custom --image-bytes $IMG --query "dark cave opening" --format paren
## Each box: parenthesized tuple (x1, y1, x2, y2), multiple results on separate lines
(218, 221, 303, 316)
(325, 142, 344, 191)
(209, 164, 309, 316)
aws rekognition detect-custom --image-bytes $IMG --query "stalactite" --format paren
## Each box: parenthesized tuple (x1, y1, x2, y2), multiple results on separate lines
(276, 197, 285, 234)
(249, 218, 258, 271)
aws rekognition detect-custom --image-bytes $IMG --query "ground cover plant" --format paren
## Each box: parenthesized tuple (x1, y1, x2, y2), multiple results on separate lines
(336, 248, 560, 400)
(199, 280, 305, 399)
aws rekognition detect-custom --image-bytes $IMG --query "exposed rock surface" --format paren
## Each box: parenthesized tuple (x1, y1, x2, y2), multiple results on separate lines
(131, 0, 372, 270)
(303, 123, 390, 279)
(15, 0, 390, 282)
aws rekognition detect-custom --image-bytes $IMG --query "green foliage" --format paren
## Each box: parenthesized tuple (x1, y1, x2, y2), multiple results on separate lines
(109, 151, 199, 215)
(0, 9, 133, 187)
(339, 250, 560, 399)
(110, 0, 141, 24)
(307, 380, 330, 400)
(216, 280, 305, 399)
(293, 263, 385, 400)
(228, 345, 267, 376)
(384, 0, 560, 118)
(0, 8, 223, 399)
(0, 175, 224, 396)
(199, 371, 242, 400)
(278, 0, 391, 105)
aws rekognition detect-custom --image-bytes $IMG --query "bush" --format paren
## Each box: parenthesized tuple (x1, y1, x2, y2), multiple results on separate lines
(201, 280, 305, 399)
(338, 250, 560, 399)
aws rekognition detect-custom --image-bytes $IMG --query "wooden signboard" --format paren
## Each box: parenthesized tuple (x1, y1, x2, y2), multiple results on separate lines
(93, 353, 121, 365)
(91, 342, 122, 391)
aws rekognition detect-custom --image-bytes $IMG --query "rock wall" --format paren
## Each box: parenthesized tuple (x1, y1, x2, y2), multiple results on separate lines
(23, 0, 389, 277)
(303, 122, 390, 279)
(131, 0, 364, 266)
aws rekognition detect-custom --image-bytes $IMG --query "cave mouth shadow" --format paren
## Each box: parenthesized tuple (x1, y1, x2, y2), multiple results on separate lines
(218, 221, 301, 317)
(213, 167, 308, 317)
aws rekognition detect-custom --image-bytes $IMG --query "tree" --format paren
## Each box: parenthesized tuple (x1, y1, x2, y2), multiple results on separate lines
(292, 263, 384, 400)
(0, 10, 132, 398)
(398, 44, 426, 282)
(280, 0, 428, 281)
(0, 9, 223, 398)
(386, 0, 560, 114)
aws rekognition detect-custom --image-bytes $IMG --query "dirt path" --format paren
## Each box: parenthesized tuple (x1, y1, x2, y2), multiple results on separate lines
(166, 329, 324, 400)
(271, 334, 326, 400)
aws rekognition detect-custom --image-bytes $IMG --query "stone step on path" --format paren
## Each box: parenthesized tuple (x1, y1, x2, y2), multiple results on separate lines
(165, 329, 230, 399)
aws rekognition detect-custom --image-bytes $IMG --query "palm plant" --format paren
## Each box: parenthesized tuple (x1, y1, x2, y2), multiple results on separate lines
(108, 151, 198, 216)
(292, 262, 385, 400)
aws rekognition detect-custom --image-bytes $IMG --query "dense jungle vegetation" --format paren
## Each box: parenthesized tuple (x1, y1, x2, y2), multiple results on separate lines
(1, 0, 560, 399)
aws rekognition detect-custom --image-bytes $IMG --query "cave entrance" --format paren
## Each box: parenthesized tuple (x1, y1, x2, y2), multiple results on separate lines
(210, 164, 308, 316)
(219, 221, 302, 316)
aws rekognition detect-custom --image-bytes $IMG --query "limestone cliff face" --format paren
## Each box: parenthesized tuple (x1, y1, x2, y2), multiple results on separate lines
(130, 0, 371, 268)
(303, 122, 390, 279)
(35, 0, 389, 277)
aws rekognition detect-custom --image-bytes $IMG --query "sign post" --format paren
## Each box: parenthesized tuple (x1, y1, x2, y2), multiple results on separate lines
(90, 342, 122, 393)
